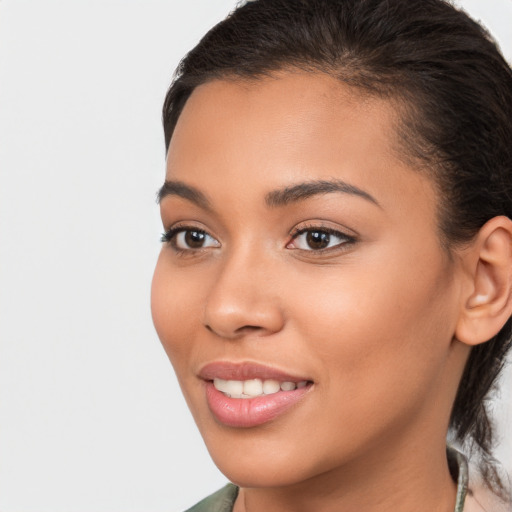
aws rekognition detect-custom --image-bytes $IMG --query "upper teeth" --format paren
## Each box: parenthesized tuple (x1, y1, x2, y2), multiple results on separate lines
(213, 378, 308, 398)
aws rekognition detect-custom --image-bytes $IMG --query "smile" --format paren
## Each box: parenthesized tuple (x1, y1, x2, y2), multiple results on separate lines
(213, 378, 309, 398)
(199, 362, 313, 427)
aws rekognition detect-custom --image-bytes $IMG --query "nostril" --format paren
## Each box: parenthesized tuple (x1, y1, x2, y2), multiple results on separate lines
(204, 323, 264, 338)
(236, 325, 261, 332)
(233, 325, 264, 337)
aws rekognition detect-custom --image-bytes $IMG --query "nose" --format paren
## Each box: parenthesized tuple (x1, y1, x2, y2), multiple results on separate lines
(202, 250, 285, 339)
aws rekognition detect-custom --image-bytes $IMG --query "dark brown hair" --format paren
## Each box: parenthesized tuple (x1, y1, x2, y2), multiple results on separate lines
(162, 0, 512, 493)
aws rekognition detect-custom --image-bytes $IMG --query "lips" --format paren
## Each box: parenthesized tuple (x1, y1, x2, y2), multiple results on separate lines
(199, 362, 313, 428)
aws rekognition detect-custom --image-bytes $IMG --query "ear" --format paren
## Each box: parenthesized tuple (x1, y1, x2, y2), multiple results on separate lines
(455, 216, 512, 346)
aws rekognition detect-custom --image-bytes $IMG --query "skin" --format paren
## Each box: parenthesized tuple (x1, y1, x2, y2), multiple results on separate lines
(151, 72, 512, 512)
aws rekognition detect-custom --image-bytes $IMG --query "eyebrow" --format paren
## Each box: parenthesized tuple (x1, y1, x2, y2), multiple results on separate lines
(157, 178, 380, 210)
(265, 179, 380, 208)
(157, 180, 212, 210)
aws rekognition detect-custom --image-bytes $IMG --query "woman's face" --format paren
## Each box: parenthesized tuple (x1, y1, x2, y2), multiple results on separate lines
(152, 72, 465, 487)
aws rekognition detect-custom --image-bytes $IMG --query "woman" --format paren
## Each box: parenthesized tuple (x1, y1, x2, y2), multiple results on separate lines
(151, 0, 512, 510)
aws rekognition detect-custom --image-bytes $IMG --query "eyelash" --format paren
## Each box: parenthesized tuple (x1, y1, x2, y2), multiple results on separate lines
(161, 224, 357, 253)
(160, 226, 194, 244)
(161, 225, 216, 251)
(288, 224, 357, 252)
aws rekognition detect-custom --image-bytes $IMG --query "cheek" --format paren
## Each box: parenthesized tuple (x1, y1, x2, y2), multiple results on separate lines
(288, 247, 457, 414)
(151, 253, 203, 371)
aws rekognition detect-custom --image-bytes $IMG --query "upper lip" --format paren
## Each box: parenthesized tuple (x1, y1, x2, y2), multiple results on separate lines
(198, 361, 311, 382)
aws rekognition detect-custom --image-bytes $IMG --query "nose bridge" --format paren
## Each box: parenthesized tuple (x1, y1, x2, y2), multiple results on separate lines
(202, 243, 283, 338)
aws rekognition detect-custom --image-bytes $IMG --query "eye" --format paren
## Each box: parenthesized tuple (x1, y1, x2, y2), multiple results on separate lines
(161, 227, 220, 250)
(287, 227, 355, 251)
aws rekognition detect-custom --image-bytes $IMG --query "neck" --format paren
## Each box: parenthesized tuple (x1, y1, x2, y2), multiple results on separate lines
(235, 437, 458, 512)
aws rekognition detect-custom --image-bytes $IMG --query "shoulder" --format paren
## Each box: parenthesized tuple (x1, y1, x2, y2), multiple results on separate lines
(184, 483, 239, 512)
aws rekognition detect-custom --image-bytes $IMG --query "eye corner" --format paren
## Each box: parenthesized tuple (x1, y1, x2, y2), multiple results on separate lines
(160, 227, 174, 243)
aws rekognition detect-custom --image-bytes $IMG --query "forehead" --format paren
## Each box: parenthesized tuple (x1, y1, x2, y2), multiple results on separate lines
(169, 72, 398, 167)
(165, 72, 435, 219)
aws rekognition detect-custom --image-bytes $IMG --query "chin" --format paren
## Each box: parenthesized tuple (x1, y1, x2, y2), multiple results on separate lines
(198, 423, 340, 489)
(212, 455, 313, 489)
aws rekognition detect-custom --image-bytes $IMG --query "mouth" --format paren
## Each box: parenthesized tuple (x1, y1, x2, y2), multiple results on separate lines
(199, 362, 313, 427)
(213, 377, 309, 398)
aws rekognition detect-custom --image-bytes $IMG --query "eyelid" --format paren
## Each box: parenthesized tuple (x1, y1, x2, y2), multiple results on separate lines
(161, 221, 209, 241)
(287, 222, 358, 252)
(289, 220, 358, 239)
(161, 222, 220, 250)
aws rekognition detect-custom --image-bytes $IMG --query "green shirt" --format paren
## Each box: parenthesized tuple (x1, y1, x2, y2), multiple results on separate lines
(185, 484, 239, 512)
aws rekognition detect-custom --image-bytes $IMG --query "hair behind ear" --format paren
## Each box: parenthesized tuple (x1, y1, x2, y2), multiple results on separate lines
(451, 217, 512, 498)
(450, 327, 512, 498)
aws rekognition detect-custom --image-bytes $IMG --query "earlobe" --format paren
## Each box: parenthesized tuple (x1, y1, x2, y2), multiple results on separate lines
(455, 216, 512, 346)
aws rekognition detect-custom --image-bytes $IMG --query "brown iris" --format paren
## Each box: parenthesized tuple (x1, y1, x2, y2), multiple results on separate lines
(306, 231, 330, 250)
(185, 230, 207, 248)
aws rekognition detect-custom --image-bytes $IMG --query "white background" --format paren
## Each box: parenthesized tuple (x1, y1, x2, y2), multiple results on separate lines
(0, 1, 511, 511)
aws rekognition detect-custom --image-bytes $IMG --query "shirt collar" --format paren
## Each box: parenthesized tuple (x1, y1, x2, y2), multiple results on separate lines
(448, 446, 469, 512)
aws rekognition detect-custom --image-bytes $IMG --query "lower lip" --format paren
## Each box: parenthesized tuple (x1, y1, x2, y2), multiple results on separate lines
(205, 381, 311, 428)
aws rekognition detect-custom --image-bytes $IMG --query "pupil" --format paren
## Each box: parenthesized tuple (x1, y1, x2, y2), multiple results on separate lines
(185, 230, 205, 248)
(306, 231, 330, 249)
